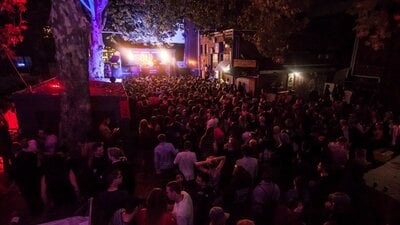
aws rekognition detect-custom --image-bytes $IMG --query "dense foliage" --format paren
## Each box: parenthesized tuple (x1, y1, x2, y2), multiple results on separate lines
(105, 0, 310, 62)
(350, 0, 400, 50)
(238, 0, 310, 63)
(106, 0, 183, 44)
(0, 0, 27, 58)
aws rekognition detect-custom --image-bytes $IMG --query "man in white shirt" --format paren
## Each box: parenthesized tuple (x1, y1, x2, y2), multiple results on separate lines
(206, 110, 219, 129)
(166, 181, 194, 225)
(174, 141, 197, 182)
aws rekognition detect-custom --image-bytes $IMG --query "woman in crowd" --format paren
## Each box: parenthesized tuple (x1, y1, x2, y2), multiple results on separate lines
(135, 188, 177, 225)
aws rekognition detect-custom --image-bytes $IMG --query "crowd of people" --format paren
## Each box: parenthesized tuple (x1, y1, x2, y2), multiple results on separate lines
(1, 74, 399, 225)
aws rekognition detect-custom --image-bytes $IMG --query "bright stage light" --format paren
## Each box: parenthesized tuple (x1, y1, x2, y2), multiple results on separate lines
(146, 60, 154, 67)
(123, 49, 135, 61)
(188, 60, 197, 66)
(159, 49, 170, 64)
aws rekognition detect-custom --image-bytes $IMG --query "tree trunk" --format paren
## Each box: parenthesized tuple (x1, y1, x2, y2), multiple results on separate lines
(50, 0, 91, 156)
(89, 18, 105, 78)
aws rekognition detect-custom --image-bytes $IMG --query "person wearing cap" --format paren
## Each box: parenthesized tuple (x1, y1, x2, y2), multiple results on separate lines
(209, 206, 229, 225)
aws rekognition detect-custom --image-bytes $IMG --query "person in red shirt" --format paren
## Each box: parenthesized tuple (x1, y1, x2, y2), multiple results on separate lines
(136, 188, 177, 225)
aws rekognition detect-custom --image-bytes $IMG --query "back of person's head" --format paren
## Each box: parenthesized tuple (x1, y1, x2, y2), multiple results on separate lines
(175, 173, 185, 186)
(327, 192, 351, 213)
(150, 115, 158, 123)
(105, 168, 122, 187)
(261, 167, 274, 182)
(45, 134, 58, 153)
(236, 219, 255, 225)
(27, 139, 39, 152)
(108, 147, 124, 159)
(209, 206, 229, 225)
(139, 119, 149, 130)
(196, 172, 210, 185)
(146, 188, 168, 219)
(157, 133, 166, 142)
(249, 139, 257, 148)
(241, 144, 252, 156)
(323, 221, 338, 225)
(273, 125, 281, 134)
(166, 180, 182, 194)
(183, 140, 192, 150)
(37, 129, 47, 139)
(206, 156, 218, 168)
(124, 197, 140, 214)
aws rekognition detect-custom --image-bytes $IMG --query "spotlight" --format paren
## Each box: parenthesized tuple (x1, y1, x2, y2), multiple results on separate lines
(159, 49, 170, 64)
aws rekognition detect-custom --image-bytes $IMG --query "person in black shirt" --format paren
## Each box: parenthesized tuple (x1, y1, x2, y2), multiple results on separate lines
(11, 142, 43, 215)
(193, 172, 217, 225)
(93, 168, 131, 225)
(40, 148, 80, 217)
(107, 147, 135, 195)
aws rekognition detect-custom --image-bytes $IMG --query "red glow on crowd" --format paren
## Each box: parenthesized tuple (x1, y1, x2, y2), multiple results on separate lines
(0, 157, 4, 174)
(19, 78, 126, 97)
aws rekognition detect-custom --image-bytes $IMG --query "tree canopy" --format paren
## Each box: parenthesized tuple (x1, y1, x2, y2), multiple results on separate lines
(238, 0, 310, 63)
(179, 0, 310, 62)
(105, 0, 310, 62)
(181, 0, 399, 62)
(350, 0, 400, 50)
(106, 0, 183, 45)
(0, 0, 27, 58)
